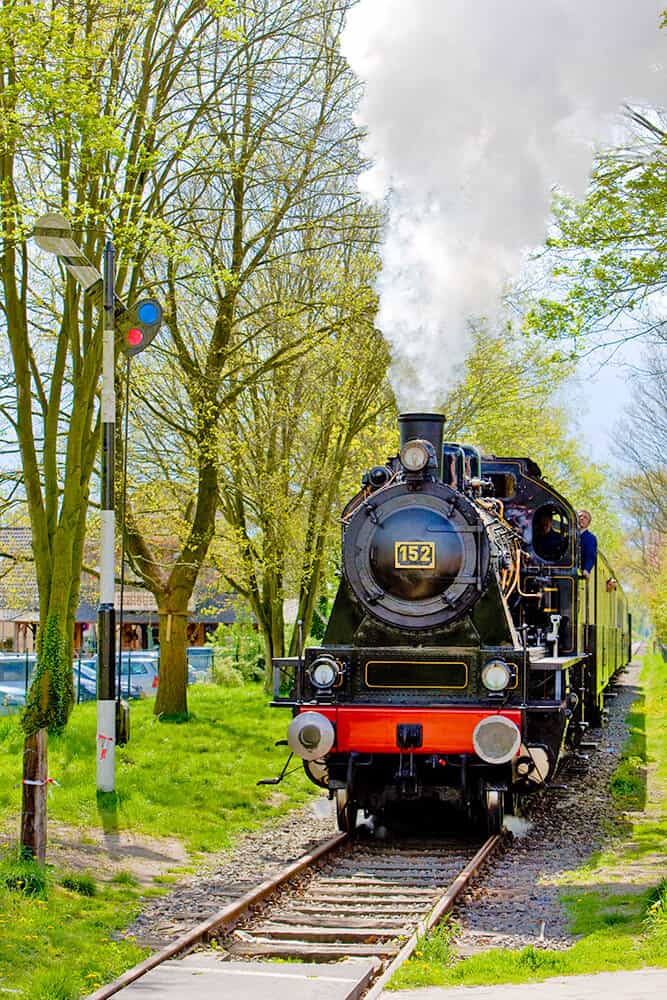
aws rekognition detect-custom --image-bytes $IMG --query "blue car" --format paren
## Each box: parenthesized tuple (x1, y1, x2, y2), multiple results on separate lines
(0, 683, 26, 714)
(0, 654, 36, 685)
(73, 659, 143, 701)
(187, 646, 214, 678)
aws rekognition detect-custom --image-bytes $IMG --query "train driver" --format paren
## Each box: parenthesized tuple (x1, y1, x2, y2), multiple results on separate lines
(533, 509, 565, 561)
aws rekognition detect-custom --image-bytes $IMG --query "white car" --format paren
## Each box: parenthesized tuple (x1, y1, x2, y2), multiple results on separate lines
(79, 654, 159, 696)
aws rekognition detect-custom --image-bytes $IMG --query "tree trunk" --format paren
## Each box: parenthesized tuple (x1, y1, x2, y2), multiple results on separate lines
(260, 600, 286, 693)
(20, 729, 48, 863)
(155, 603, 189, 717)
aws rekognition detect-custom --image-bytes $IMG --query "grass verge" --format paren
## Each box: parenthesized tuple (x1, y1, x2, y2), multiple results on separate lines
(0, 849, 145, 999)
(389, 650, 667, 990)
(0, 683, 317, 998)
(0, 684, 316, 853)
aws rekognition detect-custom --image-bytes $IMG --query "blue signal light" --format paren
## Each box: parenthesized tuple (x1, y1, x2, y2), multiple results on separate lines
(137, 300, 160, 324)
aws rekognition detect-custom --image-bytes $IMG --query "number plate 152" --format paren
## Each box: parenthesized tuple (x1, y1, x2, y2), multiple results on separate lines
(395, 541, 435, 569)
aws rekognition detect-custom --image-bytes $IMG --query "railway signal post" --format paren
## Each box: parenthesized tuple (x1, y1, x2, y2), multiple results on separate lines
(33, 213, 162, 793)
(98, 240, 117, 793)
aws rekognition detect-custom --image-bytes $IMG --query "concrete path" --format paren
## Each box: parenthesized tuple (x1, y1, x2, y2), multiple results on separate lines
(118, 956, 379, 999)
(381, 967, 667, 1000)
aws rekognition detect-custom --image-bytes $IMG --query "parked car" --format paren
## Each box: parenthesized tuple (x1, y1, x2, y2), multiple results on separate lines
(76, 653, 159, 697)
(72, 660, 142, 701)
(187, 646, 213, 681)
(0, 653, 36, 686)
(0, 682, 26, 714)
(73, 670, 99, 703)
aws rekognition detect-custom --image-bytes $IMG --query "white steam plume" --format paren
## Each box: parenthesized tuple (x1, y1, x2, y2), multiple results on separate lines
(342, 1, 665, 408)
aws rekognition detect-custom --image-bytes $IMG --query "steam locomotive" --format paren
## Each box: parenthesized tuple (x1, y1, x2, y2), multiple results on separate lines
(271, 414, 630, 833)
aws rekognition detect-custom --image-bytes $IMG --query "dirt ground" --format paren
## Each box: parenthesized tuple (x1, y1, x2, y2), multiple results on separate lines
(0, 818, 191, 886)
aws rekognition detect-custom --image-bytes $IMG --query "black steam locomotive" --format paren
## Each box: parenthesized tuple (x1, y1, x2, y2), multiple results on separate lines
(272, 414, 630, 833)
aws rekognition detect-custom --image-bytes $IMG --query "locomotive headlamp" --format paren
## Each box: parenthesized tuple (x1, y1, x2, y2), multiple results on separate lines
(287, 712, 335, 761)
(308, 655, 339, 690)
(400, 440, 430, 473)
(482, 659, 512, 692)
(473, 715, 521, 764)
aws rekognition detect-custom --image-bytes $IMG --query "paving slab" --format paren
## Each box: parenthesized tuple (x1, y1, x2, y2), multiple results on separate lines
(381, 967, 667, 1000)
(118, 955, 380, 999)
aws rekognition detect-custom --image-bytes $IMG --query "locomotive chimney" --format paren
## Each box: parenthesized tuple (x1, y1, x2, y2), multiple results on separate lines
(398, 412, 445, 479)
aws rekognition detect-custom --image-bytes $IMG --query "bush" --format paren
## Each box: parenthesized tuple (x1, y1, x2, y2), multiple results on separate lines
(209, 618, 265, 684)
(61, 872, 96, 896)
(30, 965, 78, 1000)
(0, 848, 49, 898)
(645, 879, 667, 931)
(111, 870, 139, 887)
(211, 657, 244, 687)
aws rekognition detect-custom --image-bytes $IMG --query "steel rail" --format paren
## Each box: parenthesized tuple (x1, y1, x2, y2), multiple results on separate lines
(363, 833, 501, 999)
(85, 831, 348, 1000)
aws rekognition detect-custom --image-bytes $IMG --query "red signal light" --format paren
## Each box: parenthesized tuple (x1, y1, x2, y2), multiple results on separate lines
(127, 328, 143, 347)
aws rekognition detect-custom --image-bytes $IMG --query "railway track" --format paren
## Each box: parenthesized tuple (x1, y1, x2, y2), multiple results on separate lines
(87, 828, 501, 1000)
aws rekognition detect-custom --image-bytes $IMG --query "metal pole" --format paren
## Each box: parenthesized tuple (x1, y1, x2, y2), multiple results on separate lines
(97, 240, 116, 792)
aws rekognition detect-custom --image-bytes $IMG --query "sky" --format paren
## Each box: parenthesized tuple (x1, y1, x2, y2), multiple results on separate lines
(341, 0, 665, 463)
(568, 347, 641, 465)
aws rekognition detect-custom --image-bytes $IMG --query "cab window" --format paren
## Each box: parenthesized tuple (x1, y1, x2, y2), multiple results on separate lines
(532, 504, 569, 562)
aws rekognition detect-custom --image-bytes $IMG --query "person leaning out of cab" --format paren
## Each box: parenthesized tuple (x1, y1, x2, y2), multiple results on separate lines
(578, 509, 597, 579)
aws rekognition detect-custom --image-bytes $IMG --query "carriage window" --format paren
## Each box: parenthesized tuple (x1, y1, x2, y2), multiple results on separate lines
(532, 504, 569, 561)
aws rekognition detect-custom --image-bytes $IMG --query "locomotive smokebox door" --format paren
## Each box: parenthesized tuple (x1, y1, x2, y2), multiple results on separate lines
(397, 723, 423, 748)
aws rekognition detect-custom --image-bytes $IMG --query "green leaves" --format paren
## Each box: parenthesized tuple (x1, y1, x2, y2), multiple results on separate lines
(22, 613, 73, 737)
(525, 110, 667, 349)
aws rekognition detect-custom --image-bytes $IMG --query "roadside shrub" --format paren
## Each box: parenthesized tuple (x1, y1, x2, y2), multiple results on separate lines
(210, 618, 265, 684)
(29, 964, 78, 1000)
(111, 870, 139, 887)
(211, 657, 244, 687)
(645, 879, 667, 935)
(414, 920, 457, 963)
(517, 946, 561, 972)
(61, 872, 96, 896)
(0, 848, 49, 898)
(610, 756, 645, 809)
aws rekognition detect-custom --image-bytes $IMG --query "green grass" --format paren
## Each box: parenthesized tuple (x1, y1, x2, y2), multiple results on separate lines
(60, 872, 97, 897)
(609, 698, 647, 812)
(0, 684, 316, 853)
(0, 683, 318, 998)
(389, 651, 667, 990)
(0, 848, 145, 999)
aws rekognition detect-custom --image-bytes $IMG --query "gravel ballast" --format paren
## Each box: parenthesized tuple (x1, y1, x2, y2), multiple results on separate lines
(126, 796, 337, 948)
(126, 658, 641, 956)
(451, 657, 642, 955)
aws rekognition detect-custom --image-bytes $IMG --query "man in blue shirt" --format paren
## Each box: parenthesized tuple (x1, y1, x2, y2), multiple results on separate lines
(578, 510, 598, 577)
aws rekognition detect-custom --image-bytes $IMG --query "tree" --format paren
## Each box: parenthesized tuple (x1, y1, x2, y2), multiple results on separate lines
(0, 0, 238, 858)
(214, 306, 393, 671)
(120, 0, 377, 714)
(613, 343, 667, 631)
(524, 107, 667, 352)
(444, 326, 623, 557)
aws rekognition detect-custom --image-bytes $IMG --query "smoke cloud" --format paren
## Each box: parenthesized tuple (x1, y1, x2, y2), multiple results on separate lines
(342, 1, 665, 407)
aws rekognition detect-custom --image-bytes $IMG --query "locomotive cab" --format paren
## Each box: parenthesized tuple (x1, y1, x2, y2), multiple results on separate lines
(271, 413, 630, 834)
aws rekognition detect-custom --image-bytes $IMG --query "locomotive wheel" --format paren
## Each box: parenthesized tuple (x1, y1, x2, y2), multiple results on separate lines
(484, 786, 504, 836)
(335, 789, 359, 834)
(304, 760, 329, 789)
